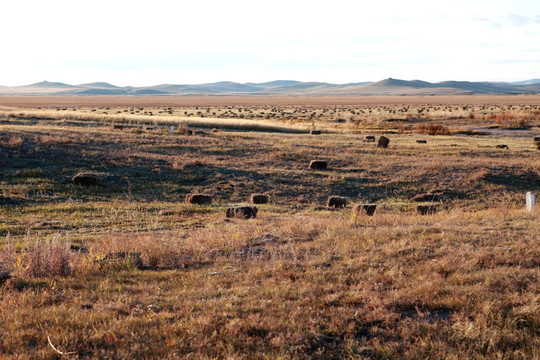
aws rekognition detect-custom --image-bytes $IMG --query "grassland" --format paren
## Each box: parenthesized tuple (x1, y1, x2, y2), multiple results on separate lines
(0, 96, 539, 359)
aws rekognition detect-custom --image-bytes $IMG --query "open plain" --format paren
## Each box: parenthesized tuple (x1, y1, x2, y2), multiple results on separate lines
(0, 95, 539, 359)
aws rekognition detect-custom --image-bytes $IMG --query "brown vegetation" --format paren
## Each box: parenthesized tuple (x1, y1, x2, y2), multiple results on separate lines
(0, 97, 539, 358)
(415, 124, 450, 135)
(416, 204, 439, 215)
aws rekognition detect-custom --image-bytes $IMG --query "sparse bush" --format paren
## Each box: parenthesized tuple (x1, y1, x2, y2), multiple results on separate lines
(21, 235, 71, 277)
(415, 124, 450, 135)
(176, 125, 193, 135)
(0, 234, 16, 277)
(173, 159, 203, 171)
(1, 136, 23, 148)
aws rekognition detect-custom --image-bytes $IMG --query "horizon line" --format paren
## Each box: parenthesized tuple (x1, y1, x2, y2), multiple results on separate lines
(2, 77, 540, 88)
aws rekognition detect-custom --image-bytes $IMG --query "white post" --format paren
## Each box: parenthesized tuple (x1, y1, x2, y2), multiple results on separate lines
(526, 192, 535, 212)
(170, 126, 175, 133)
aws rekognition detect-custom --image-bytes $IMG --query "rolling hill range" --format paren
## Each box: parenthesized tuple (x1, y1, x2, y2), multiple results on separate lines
(0, 78, 539, 96)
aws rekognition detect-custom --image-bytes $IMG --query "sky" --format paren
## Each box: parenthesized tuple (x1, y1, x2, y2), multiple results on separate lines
(1, 0, 539, 86)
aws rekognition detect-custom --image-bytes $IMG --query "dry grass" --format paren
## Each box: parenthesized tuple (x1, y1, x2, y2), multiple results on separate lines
(415, 124, 450, 135)
(0, 208, 538, 358)
(0, 97, 539, 358)
(20, 235, 71, 277)
(0, 107, 310, 133)
(2, 95, 539, 134)
(0, 135, 24, 148)
(1, 95, 540, 107)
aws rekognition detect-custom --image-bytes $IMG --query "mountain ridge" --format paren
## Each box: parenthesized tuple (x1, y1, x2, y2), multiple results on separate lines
(1, 78, 539, 96)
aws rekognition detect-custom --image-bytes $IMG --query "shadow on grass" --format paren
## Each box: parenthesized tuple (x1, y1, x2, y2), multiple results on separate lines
(482, 170, 540, 192)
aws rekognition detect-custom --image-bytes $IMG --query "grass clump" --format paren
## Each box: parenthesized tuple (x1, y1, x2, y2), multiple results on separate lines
(415, 123, 450, 135)
(3, 234, 72, 278)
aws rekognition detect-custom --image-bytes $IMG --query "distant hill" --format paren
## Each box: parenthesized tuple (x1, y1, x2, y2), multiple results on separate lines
(77, 82, 120, 89)
(27, 81, 75, 88)
(370, 78, 437, 89)
(71, 88, 130, 95)
(511, 79, 540, 85)
(128, 89, 170, 95)
(0, 78, 539, 96)
(247, 80, 303, 88)
(315, 78, 540, 95)
(0, 81, 77, 95)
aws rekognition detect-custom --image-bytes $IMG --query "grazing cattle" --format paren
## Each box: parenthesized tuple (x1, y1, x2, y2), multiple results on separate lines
(353, 204, 377, 216)
(411, 193, 443, 202)
(326, 196, 348, 209)
(226, 206, 258, 219)
(185, 194, 212, 205)
(72, 173, 100, 186)
(377, 136, 390, 148)
(309, 160, 328, 170)
(251, 194, 269, 204)
(364, 135, 376, 142)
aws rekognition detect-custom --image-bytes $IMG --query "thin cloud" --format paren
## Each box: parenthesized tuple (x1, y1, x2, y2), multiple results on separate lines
(472, 13, 540, 27)
(472, 16, 492, 22)
(507, 14, 540, 25)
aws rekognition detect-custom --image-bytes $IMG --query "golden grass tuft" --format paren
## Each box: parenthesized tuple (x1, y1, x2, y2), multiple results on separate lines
(415, 123, 450, 135)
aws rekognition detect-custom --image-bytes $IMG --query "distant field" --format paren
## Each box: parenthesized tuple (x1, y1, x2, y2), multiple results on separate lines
(1, 94, 540, 107)
(0, 97, 539, 358)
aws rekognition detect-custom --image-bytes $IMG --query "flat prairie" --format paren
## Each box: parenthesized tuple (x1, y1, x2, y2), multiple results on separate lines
(0, 96, 539, 359)
(0, 94, 539, 107)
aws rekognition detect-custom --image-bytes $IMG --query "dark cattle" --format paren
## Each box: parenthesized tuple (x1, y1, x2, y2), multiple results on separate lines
(353, 204, 377, 216)
(185, 194, 212, 205)
(72, 173, 100, 186)
(377, 136, 390, 148)
(411, 193, 442, 202)
(309, 160, 328, 170)
(251, 194, 269, 204)
(326, 196, 348, 209)
(364, 135, 376, 142)
(226, 206, 258, 219)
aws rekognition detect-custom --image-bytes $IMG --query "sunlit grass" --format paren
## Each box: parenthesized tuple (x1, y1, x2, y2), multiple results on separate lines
(0, 99, 539, 358)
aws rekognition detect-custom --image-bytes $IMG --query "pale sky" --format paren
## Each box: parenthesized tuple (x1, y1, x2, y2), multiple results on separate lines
(1, 0, 539, 86)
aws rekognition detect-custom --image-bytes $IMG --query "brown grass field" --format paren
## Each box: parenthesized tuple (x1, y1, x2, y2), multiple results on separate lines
(1, 95, 540, 107)
(0, 96, 539, 359)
